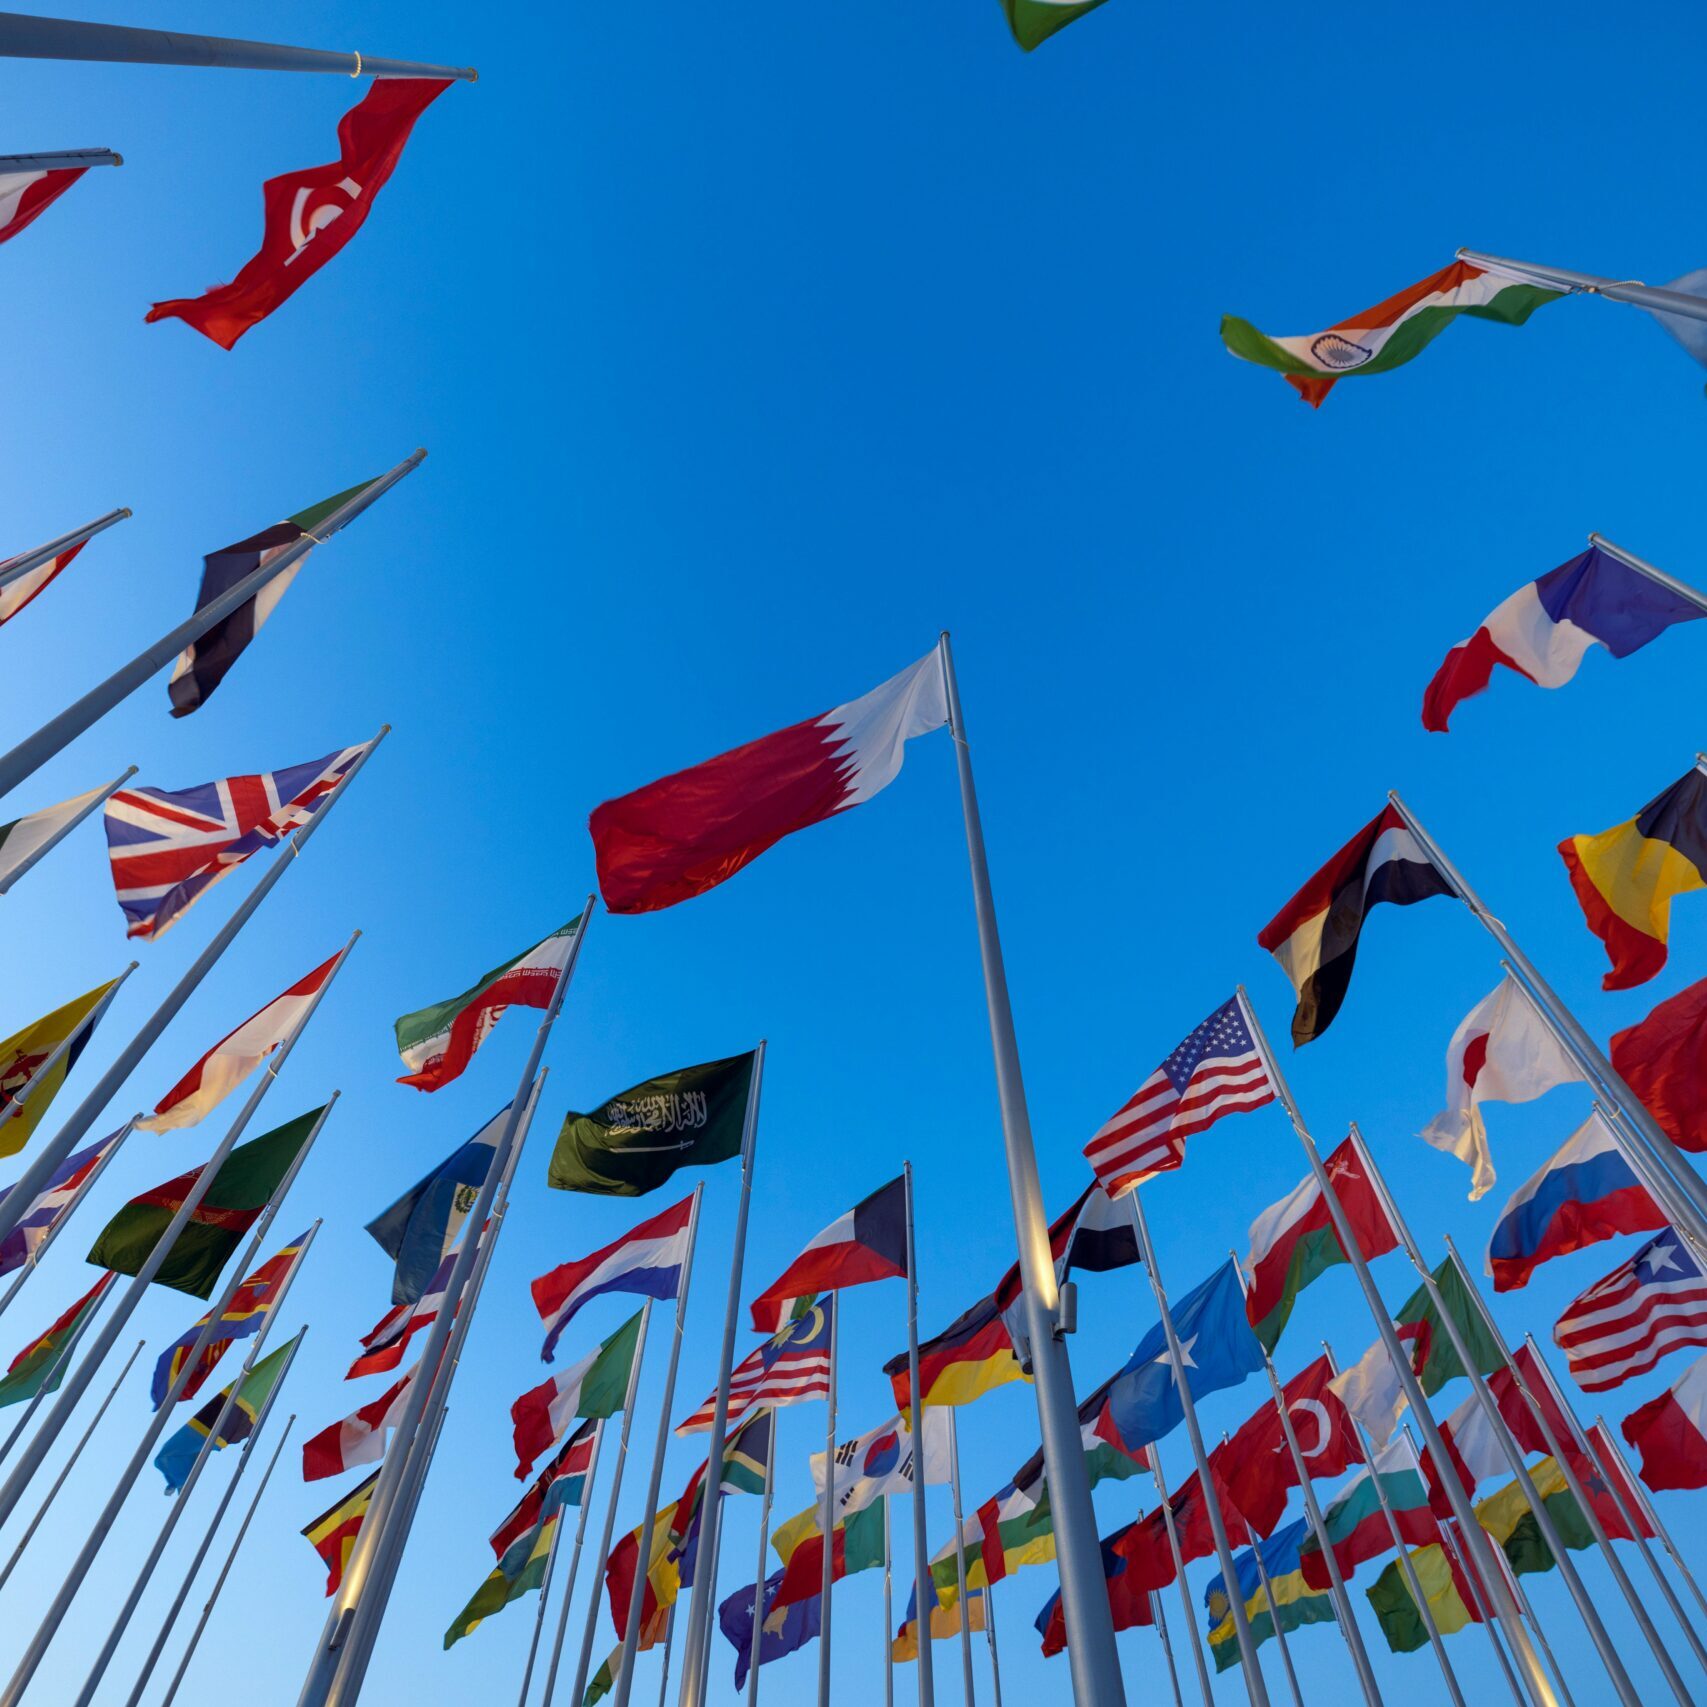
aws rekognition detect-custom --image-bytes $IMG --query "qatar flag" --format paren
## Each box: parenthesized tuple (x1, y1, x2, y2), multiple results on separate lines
(1621, 1351, 1707, 1491)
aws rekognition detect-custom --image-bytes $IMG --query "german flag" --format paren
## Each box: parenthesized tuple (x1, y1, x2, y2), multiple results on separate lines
(882, 1292, 1023, 1411)
(303, 1469, 379, 1596)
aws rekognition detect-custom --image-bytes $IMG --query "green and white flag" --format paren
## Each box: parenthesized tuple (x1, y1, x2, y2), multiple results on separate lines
(512, 1311, 643, 1478)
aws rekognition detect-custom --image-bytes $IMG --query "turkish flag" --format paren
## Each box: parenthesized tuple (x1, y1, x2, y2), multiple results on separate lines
(1611, 976, 1707, 1153)
(146, 77, 448, 349)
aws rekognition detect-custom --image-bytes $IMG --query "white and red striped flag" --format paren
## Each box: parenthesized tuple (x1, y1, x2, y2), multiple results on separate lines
(677, 1297, 833, 1435)
(0, 160, 98, 249)
(302, 1363, 416, 1482)
(1555, 1230, 1707, 1393)
(347, 1249, 457, 1381)
(0, 538, 87, 628)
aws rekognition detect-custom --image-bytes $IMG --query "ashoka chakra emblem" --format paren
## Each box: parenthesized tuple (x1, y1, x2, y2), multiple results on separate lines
(1310, 333, 1375, 370)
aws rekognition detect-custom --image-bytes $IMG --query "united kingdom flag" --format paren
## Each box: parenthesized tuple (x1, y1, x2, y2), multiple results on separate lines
(104, 745, 367, 940)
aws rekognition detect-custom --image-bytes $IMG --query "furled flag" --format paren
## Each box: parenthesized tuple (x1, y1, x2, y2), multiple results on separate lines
(0, 977, 119, 1160)
(1560, 762, 1707, 989)
(1259, 805, 1454, 1045)
(590, 650, 948, 915)
(1243, 1135, 1398, 1352)
(1639, 269, 1707, 371)
(1205, 1517, 1337, 1673)
(156, 1336, 297, 1491)
(993, 1180, 1140, 1318)
(395, 916, 584, 1092)
(1365, 1539, 1482, 1653)
(1300, 1436, 1436, 1589)
(1083, 996, 1275, 1196)
(1221, 257, 1560, 407)
(1036, 1523, 1158, 1656)
(772, 1498, 887, 1609)
(531, 1192, 692, 1362)
(1419, 976, 1575, 1201)
(302, 1470, 377, 1595)
(1423, 543, 1703, 732)
(1487, 1111, 1664, 1291)
(811, 1409, 951, 1519)
(549, 1051, 756, 1197)
(491, 1419, 597, 1572)
(87, 1107, 319, 1298)
(366, 1102, 506, 1305)
(0, 1271, 112, 1407)
(749, 1175, 907, 1333)
(718, 1568, 820, 1691)
(0, 157, 105, 248)
(444, 1506, 561, 1650)
(1555, 1228, 1707, 1392)
(892, 1583, 987, 1663)
(1610, 974, 1707, 1153)
(678, 1296, 833, 1435)
(150, 1230, 306, 1407)
(1621, 1350, 1707, 1490)
(302, 1361, 416, 1483)
(0, 1131, 119, 1277)
(511, 1310, 643, 1478)
(0, 783, 112, 883)
(145, 78, 450, 349)
(138, 954, 337, 1133)
(105, 744, 368, 940)
(883, 1291, 1023, 1411)
(348, 1249, 456, 1381)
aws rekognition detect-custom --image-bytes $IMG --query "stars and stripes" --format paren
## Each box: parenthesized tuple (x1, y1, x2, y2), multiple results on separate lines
(1555, 1230, 1707, 1393)
(677, 1297, 833, 1436)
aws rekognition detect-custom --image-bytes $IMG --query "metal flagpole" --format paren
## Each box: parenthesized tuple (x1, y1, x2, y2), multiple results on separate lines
(0, 454, 422, 804)
(0, 1268, 117, 1468)
(1457, 249, 1707, 325)
(936, 633, 1124, 1707)
(655, 1607, 679, 1707)
(1432, 1510, 1530, 1707)
(1242, 1515, 1303, 1707)
(1595, 1417, 1707, 1625)
(946, 1410, 977, 1707)
(0, 13, 477, 79)
(1586, 535, 1707, 618)
(0, 764, 136, 895)
(883, 1494, 895, 1707)
(902, 1159, 937, 1707)
(1488, 1534, 1579, 1707)
(522, 1419, 608, 1707)
(1150, 1444, 1214, 1707)
(0, 959, 134, 1136)
(0, 724, 385, 1248)
(1229, 1253, 1382, 1707)
(0, 505, 129, 594)
(520, 1521, 568, 1707)
(1235, 988, 1555, 1707)
(1124, 1187, 1269, 1706)
(817, 1295, 840, 1707)
(1150, 1591, 1185, 1707)
(678, 1042, 767, 1707)
(746, 1416, 778, 1707)
(983, 1579, 1004, 1707)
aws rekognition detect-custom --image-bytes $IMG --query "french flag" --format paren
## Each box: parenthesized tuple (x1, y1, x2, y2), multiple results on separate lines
(1486, 1111, 1665, 1292)
(1621, 1350, 1707, 1491)
(1422, 542, 1702, 732)
(749, 1175, 908, 1334)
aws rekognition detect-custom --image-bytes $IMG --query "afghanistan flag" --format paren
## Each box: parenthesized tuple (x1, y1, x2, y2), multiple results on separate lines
(0, 976, 119, 1160)
(884, 1291, 1023, 1411)
(0, 1271, 112, 1408)
(86, 1107, 320, 1299)
(445, 1508, 560, 1649)
(549, 1052, 755, 1197)
(303, 1469, 378, 1595)
(155, 1335, 297, 1491)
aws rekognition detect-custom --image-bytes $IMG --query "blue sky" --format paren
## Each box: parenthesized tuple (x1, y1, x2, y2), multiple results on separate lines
(5, 1, 1707, 1702)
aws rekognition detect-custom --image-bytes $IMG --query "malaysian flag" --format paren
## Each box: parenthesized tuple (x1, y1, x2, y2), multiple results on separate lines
(1083, 996, 1274, 1197)
(0, 1130, 121, 1276)
(104, 745, 367, 940)
(676, 1295, 833, 1435)
(1554, 1229, 1707, 1392)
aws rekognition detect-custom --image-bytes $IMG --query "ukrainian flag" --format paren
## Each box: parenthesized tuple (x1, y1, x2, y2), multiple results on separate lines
(1204, 1518, 1336, 1673)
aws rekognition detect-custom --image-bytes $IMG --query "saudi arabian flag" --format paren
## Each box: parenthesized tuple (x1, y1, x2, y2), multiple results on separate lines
(1002, 0, 1109, 51)
(1395, 1257, 1503, 1397)
(444, 1510, 560, 1649)
(0, 783, 113, 893)
(1366, 1543, 1476, 1653)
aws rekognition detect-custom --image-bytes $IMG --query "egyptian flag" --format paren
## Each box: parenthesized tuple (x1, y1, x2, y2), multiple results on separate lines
(303, 1470, 378, 1595)
(590, 651, 948, 915)
(1258, 804, 1454, 1045)
(749, 1175, 907, 1333)
(883, 1291, 1023, 1411)
(0, 156, 108, 248)
(1612, 976, 1707, 1152)
(0, 539, 87, 628)
(1622, 1352, 1707, 1490)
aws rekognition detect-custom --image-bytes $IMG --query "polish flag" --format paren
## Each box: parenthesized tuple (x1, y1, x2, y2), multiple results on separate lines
(302, 1364, 416, 1482)
(591, 651, 948, 915)
(748, 1175, 908, 1334)
(1621, 1352, 1707, 1491)
(137, 954, 339, 1133)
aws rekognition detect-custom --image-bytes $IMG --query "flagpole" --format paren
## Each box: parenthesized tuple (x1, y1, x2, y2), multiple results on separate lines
(518, 1522, 568, 1707)
(1586, 535, 1707, 619)
(1456, 248, 1707, 325)
(746, 1417, 777, 1707)
(1235, 987, 1556, 1707)
(902, 1158, 937, 1707)
(816, 1294, 840, 1707)
(1595, 1416, 1707, 1624)
(655, 1607, 679, 1707)
(1480, 1524, 1579, 1707)
(0, 506, 130, 595)
(1149, 1444, 1214, 1707)
(882, 1493, 896, 1707)
(983, 1580, 1003, 1707)
(935, 632, 1123, 1707)
(1431, 1512, 1531, 1707)
(0, 764, 136, 895)
(522, 1419, 608, 1707)
(946, 1410, 977, 1707)
(0, 1269, 116, 1467)
(1242, 1516, 1303, 1707)
(0, 723, 386, 1249)
(678, 1041, 767, 1707)
(1, 959, 135, 1132)
(1149, 1591, 1184, 1707)
(0, 455, 422, 805)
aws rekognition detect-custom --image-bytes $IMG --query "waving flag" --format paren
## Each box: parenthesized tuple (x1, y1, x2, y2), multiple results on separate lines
(0, 784, 111, 885)
(1556, 1228, 1707, 1392)
(883, 1291, 1022, 1411)
(302, 1471, 377, 1595)
(0, 157, 104, 248)
(157, 1336, 296, 1490)
(1301, 1436, 1435, 1589)
(1622, 1352, 1707, 1490)
(1107, 1464, 1250, 1604)
(772, 1499, 886, 1609)
(750, 1177, 906, 1333)
(0, 538, 88, 628)
(348, 1250, 456, 1381)
(1001, 0, 1109, 51)
(718, 1568, 820, 1691)
(511, 1311, 643, 1478)
(1036, 1523, 1158, 1656)
(491, 1418, 597, 1575)
(1366, 1539, 1481, 1652)
(678, 1298, 833, 1435)
(0, 978, 118, 1160)
(994, 1181, 1140, 1316)
(892, 1583, 987, 1662)
(811, 1409, 950, 1518)
(444, 1509, 561, 1650)
(1206, 1518, 1336, 1672)
(105, 745, 367, 940)
(605, 1460, 708, 1638)
(1611, 975, 1707, 1153)
(0, 1131, 119, 1277)
(302, 1362, 416, 1482)
(0, 1271, 112, 1407)
(722, 1408, 774, 1494)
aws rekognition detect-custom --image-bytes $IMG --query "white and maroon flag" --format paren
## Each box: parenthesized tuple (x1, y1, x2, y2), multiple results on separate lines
(0, 159, 99, 249)
(347, 1249, 457, 1381)
(748, 1177, 908, 1334)
(301, 1363, 416, 1482)
(1555, 1230, 1707, 1393)
(137, 954, 338, 1133)
(590, 651, 948, 915)
(0, 538, 87, 628)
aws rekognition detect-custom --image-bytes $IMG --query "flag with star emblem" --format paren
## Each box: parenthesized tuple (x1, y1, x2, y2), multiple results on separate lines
(1555, 1228, 1707, 1392)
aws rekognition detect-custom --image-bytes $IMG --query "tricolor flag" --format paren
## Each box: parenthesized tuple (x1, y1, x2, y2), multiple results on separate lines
(993, 1180, 1139, 1317)
(605, 1459, 708, 1639)
(491, 1420, 597, 1571)
(302, 1361, 416, 1482)
(511, 1310, 643, 1479)
(810, 1409, 951, 1518)
(678, 1297, 833, 1435)
(0, 978, 118, 1161)
(1366, 1539, 1482, 1653)
(0, 157, 105, 249)
(444, 1507, 561, 1650)
(1555, 1228, 1707, 1393)
(1300, 1436, 1435, 1589)
(156, 1336, 297, 1491)
(749, 1175, 907, 1334)
(0, 784, 116, 889)
(1611, 975, 1707, 1154)
(0, 1271, 112, 1408)
(772, 1498, 886, 1609)
(348, 1249, 456, 1381)
(883, 1291, 1023, 1411)
(1205, 1519, 1337, 1673)
(1621, 1351, 1707, 1491)
(302, 1470, 377, 1595)
(891, 1583, 987, 1663)
(0, 1131, 120, 1277)
(590, 650, 948, 915)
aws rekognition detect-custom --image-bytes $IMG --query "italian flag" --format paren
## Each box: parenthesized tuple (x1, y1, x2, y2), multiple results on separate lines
(1221, 258, 1562, 407)
(510, 1310, 643, 1479)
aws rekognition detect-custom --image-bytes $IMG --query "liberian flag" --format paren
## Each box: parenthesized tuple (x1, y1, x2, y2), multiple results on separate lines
(348, 1249, 457, 1380)
(1221, 257, 1561, 407)
(1258, 804, 1454, 1046)
(1622, 1353, 1707, 1491)
(1554, 1229, 1707, 1394)
(0, 1130, 120, 1277)
(302, 1362, 417, 1482)
(0, 159, 102, 249)
(137, 953, 339, 1132)
(531, 1193, 692, 1362)
(0, 539, 86, 628)
(590, 650, 948, 915)
(1423, 543, 1703, 732)
(748, 1175, 907, 1334)
(396, 917, 583, 1093)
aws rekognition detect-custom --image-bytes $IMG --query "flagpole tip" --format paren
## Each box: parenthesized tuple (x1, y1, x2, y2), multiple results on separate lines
(118, 507, 133, 518)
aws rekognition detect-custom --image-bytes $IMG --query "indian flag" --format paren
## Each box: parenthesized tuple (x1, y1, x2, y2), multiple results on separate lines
(1002, 0, 1110, 51)
(1221, 257, 1562, 407)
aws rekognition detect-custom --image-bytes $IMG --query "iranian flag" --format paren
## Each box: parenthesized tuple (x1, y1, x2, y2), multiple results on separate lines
(395, 915, 584, 1092)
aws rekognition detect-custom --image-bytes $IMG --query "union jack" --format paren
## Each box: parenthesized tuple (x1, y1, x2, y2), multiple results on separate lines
(104, 745, 367, 940)
(676, 1295, 833, 1435)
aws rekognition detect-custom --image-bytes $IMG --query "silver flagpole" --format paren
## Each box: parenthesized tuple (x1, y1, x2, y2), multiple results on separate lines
(936, 633, 1123, 1707)
(983, 1579, 1003, 1707)
(0, 506, 129, 595)
(946, 1411, 976, 1707)
(902, 1160, 937, 1707)
(1149, 1444, 1214, 1707)
(1235, 989, 1555, 1707)
(655, 1607, 679, 1707)
(0, 959, 135, 1135)
(882, 1493, 894, 1707)
(1457, 248, 1707, 325)
(1150, 1590, 1185, 1707)
(745, 1416, 777, 1707)
(0, 1267, 117, 1468)
(1483, 1527, 1579, 1707)
(1431, 1511, 1531, 1707)
(678, 1042, 767, 1707)
(0, 454, 422, 804)
(522, 1419, 608, 1707)
(0, 764, 136, 895)
(1587, 535, 1707, 619)
(0, 724, 386, 1248)
(1242, 1515, 1303, 1707)
(520, 1521, 568, 1707)
(816, 1295, 839, 1707)
(1595, 1417, 1707, 1625)
(1124, 1188, 1269, 1707)
(0, 13, 476, 79)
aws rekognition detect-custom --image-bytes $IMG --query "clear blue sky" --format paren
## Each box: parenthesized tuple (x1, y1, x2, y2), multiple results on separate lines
(5, 1, 1707, 1702)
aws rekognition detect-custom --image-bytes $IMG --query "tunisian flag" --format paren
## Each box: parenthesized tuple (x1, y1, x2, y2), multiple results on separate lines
(146, 78, 448, 350)
(591, 651, 948, 914)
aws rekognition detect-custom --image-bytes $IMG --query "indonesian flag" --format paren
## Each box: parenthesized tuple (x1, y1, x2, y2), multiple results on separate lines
(590, 651, 948, 915)
(1621, 1352, 1707, 1491)
(1419, 977, 1575, 1202)
(145, 79, 449, 350)
(0, 161, 97, 248)
(749, 1175, 908, 1334)
(302, 1363, 416, 1481)
(347, 1249, 456, 1380)
(0, 539, 86, 628)
(137, 953, 339, 1132)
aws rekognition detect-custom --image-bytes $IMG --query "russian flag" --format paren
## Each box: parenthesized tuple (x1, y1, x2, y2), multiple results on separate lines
(1422, 543, 1702, 732)
(1486, 1111, 1664, 1292)
(1621, 1352, 1707, 1491)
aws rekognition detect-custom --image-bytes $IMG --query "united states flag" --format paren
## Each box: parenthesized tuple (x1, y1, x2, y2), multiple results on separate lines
(104, 744, 367, 940)
(1083, 996, 1274, 1197)
(1554, 1229, 1707, 1393)
(676, 1296, 833, 1435)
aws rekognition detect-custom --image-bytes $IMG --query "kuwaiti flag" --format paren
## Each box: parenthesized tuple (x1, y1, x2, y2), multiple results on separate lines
(749, 1175, 907, 1334)
(531, 1193, 693, 1362)
(1221, 257, 1561, 408)
(590, 651, 948, 915)
(1258, 805, 1454, 1046)
(1621, 1351, 1707, 1490)
(810, 1408, 951, 1518)
(138, 953, 338, 1133)
(1423, 543, 1703, 732)
(511, 1310, 644, 1479)
(1486, 1111, 1665, 1292)
(0, 1131, 120, 1277)
(0, 540, 88, 629)
(0, 159, 99, 248)
(302, 1362, 417, 1482)
(348, 1249, 457, 1380)
(1419, 976, 1576, 1202)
